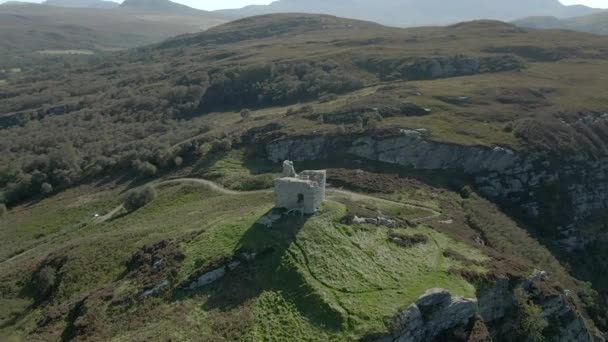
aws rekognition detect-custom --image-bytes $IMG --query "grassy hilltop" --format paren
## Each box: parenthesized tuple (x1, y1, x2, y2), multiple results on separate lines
(3, 149, 589, 340)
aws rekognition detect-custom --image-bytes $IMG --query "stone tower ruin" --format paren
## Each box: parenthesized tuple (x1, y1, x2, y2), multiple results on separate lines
(274, 161, 326, 214)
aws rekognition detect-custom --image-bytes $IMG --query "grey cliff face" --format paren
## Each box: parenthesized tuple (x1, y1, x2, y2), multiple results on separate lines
(266, 131, 608, 251)
(370, 280, 593, 342)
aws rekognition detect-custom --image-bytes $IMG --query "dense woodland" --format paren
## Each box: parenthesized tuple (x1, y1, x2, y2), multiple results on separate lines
(0, 58, 367, 205)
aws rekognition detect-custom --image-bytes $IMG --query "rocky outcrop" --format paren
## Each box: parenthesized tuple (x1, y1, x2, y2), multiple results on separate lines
(182, 250, 263, 290)
(370, 276, 594, 342)
(477, 277, 514, 323)
(477, 274, 594, 341)
(351, 215, 401, 228)
(520, 276, 593, 342)
(188, 260, 241, 289)
(266, 130, 608, 251)
(372, 288, 479, 342)
(266, 130, 520, 172)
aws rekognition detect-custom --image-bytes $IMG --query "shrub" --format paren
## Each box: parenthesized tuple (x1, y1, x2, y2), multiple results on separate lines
(211, 139, 232, 153)
(236, 174, 274, 191)
(40, 182, 53, 194)
(123, 186, 157, 212)
(0, 203, 6, 217)
(240, 108, 251, 120)
(300, 105, 314, 114)
(132, 160, 158, 177)
(174, 156, 184, 167)
(460, 186, 473, 199)
(319, 93, 338, 103)
(366, 118, 379, 130)
(514, 288, 548, 342)
(31, 266, 57, 302)
(285, 105, 314, 117)
(4, 176, 34, 205)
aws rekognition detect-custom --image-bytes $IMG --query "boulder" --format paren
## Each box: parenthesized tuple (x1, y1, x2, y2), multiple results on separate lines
(392, 304, 425, 342)
(381, 289, 478, 342)
(478, 276, 514, 322)
(415, 288, 452, 308)
(190, 267, 226, 289)
(427, 297, 478, 334)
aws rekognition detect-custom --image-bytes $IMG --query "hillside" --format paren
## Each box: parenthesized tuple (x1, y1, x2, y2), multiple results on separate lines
(216, 0, 601, 26)
(120, 0, 200, 14)
(514, 11, 608, 35)
(0, 2, 227, 69)
(2, 161, 594, 341)
(1, 13, 608, 340)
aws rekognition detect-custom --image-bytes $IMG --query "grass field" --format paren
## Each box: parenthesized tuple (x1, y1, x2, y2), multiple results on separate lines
(0, 177, 487, 341)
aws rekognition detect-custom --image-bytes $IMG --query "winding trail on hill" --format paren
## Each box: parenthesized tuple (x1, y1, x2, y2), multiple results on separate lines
(327, 189, 441, 223)
(152, 177, 442, 223)
(1, 177, 441, 266)
(1, 240, 48, 266)
(91, 177, 441, 224)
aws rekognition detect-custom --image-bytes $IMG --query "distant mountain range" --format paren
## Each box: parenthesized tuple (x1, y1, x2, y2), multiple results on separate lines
(2, 0, 603, 23)
(216, 0, 602, 26)
(120, 0, 201, 14)
(37, 0, 204, 13)
(0, 0, 605, 62)
(2, 0, 603, 27)
(44, 0, 118, 9)
(5, 0, 204, 14)
(514, 11, 608, 35)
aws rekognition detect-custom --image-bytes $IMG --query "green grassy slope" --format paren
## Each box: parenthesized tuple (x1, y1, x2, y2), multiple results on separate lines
(2, 147, 605, 339)
(0, 3, 227, 69)
(0, 173, 487, 340)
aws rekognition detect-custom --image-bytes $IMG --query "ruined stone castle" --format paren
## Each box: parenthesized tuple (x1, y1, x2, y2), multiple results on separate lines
(274, 161, 326, 214)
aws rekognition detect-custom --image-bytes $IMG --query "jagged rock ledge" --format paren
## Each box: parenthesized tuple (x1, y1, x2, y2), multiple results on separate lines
(367, 276, 593, 342)
(265, 130, 608, 251)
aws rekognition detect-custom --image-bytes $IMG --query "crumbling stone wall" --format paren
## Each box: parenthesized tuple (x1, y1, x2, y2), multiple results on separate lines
(274, 161, 326, 214)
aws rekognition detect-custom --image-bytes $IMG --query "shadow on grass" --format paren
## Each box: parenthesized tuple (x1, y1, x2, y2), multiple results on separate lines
(173, 210, 345, 331)
(191, 149, 277, 177)
(191, 150, 229, 176)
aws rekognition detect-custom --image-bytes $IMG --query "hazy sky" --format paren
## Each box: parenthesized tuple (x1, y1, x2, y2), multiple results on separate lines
(1, 0, 607, 10)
